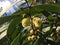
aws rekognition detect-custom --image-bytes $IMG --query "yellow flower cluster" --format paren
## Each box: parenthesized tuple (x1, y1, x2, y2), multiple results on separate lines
(22, 17, 42, 28)
(22, 17, 42, 41)
(28, 35, 36, 41)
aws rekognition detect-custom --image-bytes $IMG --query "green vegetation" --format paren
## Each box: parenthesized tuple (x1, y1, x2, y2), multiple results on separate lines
(0, 0, 60, 45)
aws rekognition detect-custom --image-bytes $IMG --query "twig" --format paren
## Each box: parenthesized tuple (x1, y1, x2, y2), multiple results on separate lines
(25, 0, 33, 17)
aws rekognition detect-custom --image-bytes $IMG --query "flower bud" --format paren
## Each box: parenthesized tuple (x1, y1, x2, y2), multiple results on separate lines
(22, 18, 30, 27)
(30, 29, 34, 34)
(33, 17, 42, 27)
(27, 36, 31, 41)
(31, 35, 36, 40)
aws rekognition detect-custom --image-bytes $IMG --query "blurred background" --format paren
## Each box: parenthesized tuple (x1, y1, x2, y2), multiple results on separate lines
(0, 0, 60, 45)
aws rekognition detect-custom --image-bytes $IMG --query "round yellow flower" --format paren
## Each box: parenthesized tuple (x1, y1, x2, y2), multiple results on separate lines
(33, 17, 42, 27)
(31, 35, 36, 40)
(22, 18, 31, 27)
(28, 35, 36, 41)
(27, 36, 31, 41)
(30, 29, 34, 34)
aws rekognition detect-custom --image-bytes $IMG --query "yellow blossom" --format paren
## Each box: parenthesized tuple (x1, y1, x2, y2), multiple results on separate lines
(22, 18, 30, 27)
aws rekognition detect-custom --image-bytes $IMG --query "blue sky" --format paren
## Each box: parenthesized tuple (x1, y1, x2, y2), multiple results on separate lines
(0, 0, 5, 1)
(0, 0, 25, 16)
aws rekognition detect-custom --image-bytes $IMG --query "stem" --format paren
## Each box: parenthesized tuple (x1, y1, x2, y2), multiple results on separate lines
(25, 0, 32, 17)
(25, 0, 30, 8)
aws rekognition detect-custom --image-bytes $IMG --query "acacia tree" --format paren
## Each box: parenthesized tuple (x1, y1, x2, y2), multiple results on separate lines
(0, 0, 60, 45)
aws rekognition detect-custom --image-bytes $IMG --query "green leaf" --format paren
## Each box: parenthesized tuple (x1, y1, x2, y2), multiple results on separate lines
(11, 25, 23, 40)
(27, 0, 32, 2)
(19, 32, 28, 45)
(43, 23, 54, 38)
(22, 39, 31, 45)
(33, 39, 41, 45)
(7, 15, 22, 40)
(48, 15, 54, 20)
(23, 4, 60, 16)
(10, 28, 27, 45)
(10, 33, 20, 45)
(0, 15, 19, 25)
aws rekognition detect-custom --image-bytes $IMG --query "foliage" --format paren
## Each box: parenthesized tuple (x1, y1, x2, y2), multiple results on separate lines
(0, 0, 60, 45)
